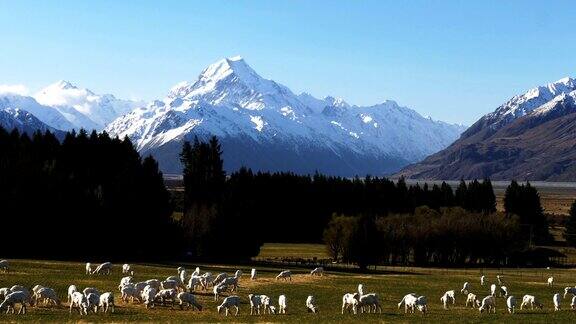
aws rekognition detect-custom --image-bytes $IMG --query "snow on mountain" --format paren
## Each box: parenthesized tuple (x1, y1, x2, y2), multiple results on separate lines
(0, 107, 64, 136)
(106, 56, 466, 175)
(0, 93, 74, 130)
(34, 80, 142, 130)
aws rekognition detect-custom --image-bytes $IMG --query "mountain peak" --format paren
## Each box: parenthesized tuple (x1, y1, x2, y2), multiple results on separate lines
(198, 55, 259, 85)
(52, 80, 78, 90)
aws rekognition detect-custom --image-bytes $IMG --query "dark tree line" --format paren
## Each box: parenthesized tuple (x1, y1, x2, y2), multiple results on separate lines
(504, 180, 551, 245)
(0, 127, 181, 260)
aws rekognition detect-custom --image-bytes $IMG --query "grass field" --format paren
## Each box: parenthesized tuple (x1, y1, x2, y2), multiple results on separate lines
(1, 255, 576, 323)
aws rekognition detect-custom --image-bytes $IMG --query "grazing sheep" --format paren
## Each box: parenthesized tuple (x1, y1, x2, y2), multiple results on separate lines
(213, 284, 228, 301)
(145, 279, 161, 291)
(33, 287, 60, 306)
(0, 291, 30, 314)
(69, 291, 88, 315)
(179, 269, 187, 285)
(506, 296, 516, 314)
(86, 293, 100, 313)
(133, 282, 148, 295)
(306, 295, 318, 313)
(161, 279, 181, 291)
(213, 273, 228, 286)
(553, 293, 562, 311)
(398, 293, 418, 313)
(83, 287, 100, 297)
(165, 276, 182, 284)
(220, 276, 239, 292)
(490, 284, 497, 297)
(188, 276, 203, 291)
(85, 263, 92, 275)
(119, 276, 133, 289)
(479, 295, 496, 314)
(571, 296, 576, 310)
(548, 276, 554, 286)
(177, 292, 202, 311)
(0, 287, 11, 300)
(93, 262, 112, 275)
(217, 295, 240, 316)
(142, 286, 156, 309)
(177, 266, 185, 274)
(0, 260, 9, 272)
(122, 264, 131, 274)
(251, 268, 257, 280)
(200, 272, 214, 290)
(67, 285, 77, 303)
(278, 294, 287, 314)
(155, 289, 177, 307)
(497, 275, 503, 285)
(341, 293, 359, 314)
(461, 282, 470, 295)
(99, 292, 114, 313)
(234, 270, 242, 278)
(276, 270, 292, 281)
(480, 275, 485, 286)
(440, 290, 456, 309)
(520, 294, 543, 310)
(359, 293, 382, 314)
(32, 285, 44, 295)
(310, 267, 324, 276)
(121, 285, 140, 303)
(248, 294, 262, 315)
(466, 293, 481, 308)
(192, 267, 200, 277)
(260, 295, 273, 314)
(564, 286, 576, 298)
(500, 286, 508, 298)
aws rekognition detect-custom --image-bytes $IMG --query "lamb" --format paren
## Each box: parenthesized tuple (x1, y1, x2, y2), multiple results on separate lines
(155, 288, 177, 307)
(217, 295, 240, 316)
(564, 286, 576, 298)
(86, 293, 100, 313)
(99, 292, 114, 313)
(93, 262, 112, 275)
(276, 270, 292, 281)
(248, 294, 262, 315)
(440, 290, 455, 309)
(461, 282, 470, 295)
(506, 295, 516, 314)
(359, 293, 382, 313)
(548, 276, 554, 286)
(306, 295, 318, 313)
(0, 291, 30, 314)
(398, 293, 419, 313)
(251, 268, 257, 280)
(479, 295, 496, 314)
(177, 292, 202, 311)
(490, 284, 497, 297)
(145, 279, 161, 291)
(121, 285, 140, 303)
(480, 275, 485, 286)
(310, 267, 324, 276)
(466, 293, 481, 308)
(85, 262, 92, 275)
(341, 293, 359, 314)
(213, 284, 228, 301)
(278, 294, 287, 314)
(571, 295, 576, 310)
(69, 291, 88, 315)
(520, 294, 543, 310)
(83, 287, 100, 297)
(500, 286, 508, 298)
(33, 287, 60, 306)
(142, 286, 156, 309)
(553, 293, 562, 311)
(0, 260, 9, 272)
(67, 285, 77, 303)
(122, 264, 131, 274)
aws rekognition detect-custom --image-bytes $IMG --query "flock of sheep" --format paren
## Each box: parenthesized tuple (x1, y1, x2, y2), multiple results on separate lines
(0, 258, 575, 317)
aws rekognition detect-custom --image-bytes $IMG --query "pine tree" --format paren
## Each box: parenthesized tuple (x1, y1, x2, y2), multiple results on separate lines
(565, 200, 576, 246)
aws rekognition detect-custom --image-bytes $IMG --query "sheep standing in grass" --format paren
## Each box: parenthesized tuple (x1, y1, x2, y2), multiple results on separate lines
(145, 279, 161, 291)
(398, 293, 418, 313)
(553, 293, 562, 311)
(359, 293, 382, 313)
(248, 294, 262, 315)
(217, 295, 240, 316)
(251, 269, 257, 280)
(0, 260, 9, 272)
(480, 275, 485, 286)
(121, 285, 140, 303)
(276, 270, 292, 281)
(85, 263, 92, 275)
(571, 296, 576, 310)
(94, 262, 112, 275)
(278, 294, 287, 314)
(200, 272, 214, 290)
(506, 296, 516, 313)
(69, 291, 88, 315)
(0, 291, 30, 314)
(479, 295, 496, 313)
(213, 273, 228, 286)
(33, 287, 60, 306)
(155, 289, 178, 307)
(499, 286, 508, 298)
(213, 284, 228, 301)
(99, 292, 114, 313)
(564, 286, 576, 298)
(548, 276, 554, 286)
(490, 284, 497, 297)
(306, 295, 318, 313)
(466, 293, 480, 308)
(311, 267, 324, 276)
(122, 264, 131, 274)
(83, 287, 100, 297)
(119, 276, 133, 289)
(261, 295, 274, 314)
(440, 290, 455, 309)
(177, 292, 202, 311)
(220, 276, 239, 292)
(461, 282, 470, 295)
(520, 294, 543, 310)
(188, 276, 203, 291)
(86, 293, 100, 313)
(142, 286, 156, 309)
(67, 285, 77, 303)
(341, 293, 359, 314)
(0, 288, 11, 300)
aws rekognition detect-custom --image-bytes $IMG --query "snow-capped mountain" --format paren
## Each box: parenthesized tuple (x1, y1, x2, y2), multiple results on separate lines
(34, 80, 142, 130)
(0, 93, 74, 130)
(396, 77, 576, 181)
(107, 56, 465, 176)
(0, 107, 64, 136)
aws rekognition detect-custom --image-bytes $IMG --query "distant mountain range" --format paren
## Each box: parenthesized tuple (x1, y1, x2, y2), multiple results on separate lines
(397, 77, 576, 181)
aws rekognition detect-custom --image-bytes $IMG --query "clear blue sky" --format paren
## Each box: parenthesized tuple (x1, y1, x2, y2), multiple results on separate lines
(0, 0, 575, 124)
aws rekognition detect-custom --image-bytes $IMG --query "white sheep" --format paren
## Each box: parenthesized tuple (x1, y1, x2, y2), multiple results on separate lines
(69, 291, 88, 315)
(306, 295, 318, 313)
(248, 294, 262, 315)
(32, 285, 44, 296)
(466, 293, 481, 308)
(480, 275, 485, 286)
(177, 266, 185, 274)
(276, 270, 292, 281)
(506, 295, 516, 314)
(461, 282, 470, 295)
(553, 293, 562, 311)
(86, 293, 100, 313)
(121, 285, 140, 303)
(122, 264, 131, 274)
(99, 292, 115, 313)
(0, 260, 9, 272)
(0, 291, 30, 314)
(93, 262, 112, 275)
(440, 290, 455, 309)
(234, 269, 242, 278)
(119, 276, 133, 289)
(479, 295, 496, 313)
(161, 279, 181, 291)
(520, 294, 543, 310)
(497, 275, 503, 285)
(177, 292, 202, 311)
(192, 267, 200, 277)
(213, 284, 228, 301)
(398, 293, 418, 313)
(67, 285, 77, 303)
(500, 286, 508, 297)
(179, 269, 187, 285)
(251, 268, 257, 280)
(142, 286, 156, 309)
(341, 293, 359, 314)
(200, 272, 214, 290)
(145, 279, 161, 291)
(359, 293, 382, 313)
(0, 287, 11, 300)
(564, 286, 576, 298)
(217, 295, 240, 316)
(571, 295, 576, 310)
(260, 295, 274, 314)
(213, 273, 228, 286)
(33, 287, 60, 306)
(155, 288, 177, 307)
(311, 267, 324, 276)
(490, 284, 497, 297)
(187, 276, 203, 291)
(278, 294, 287, 314)
(83, 287, 100, 297)
(85, 262, 92, 275)
(548, 276, 554, 286)
(220, 276, 239, 292)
